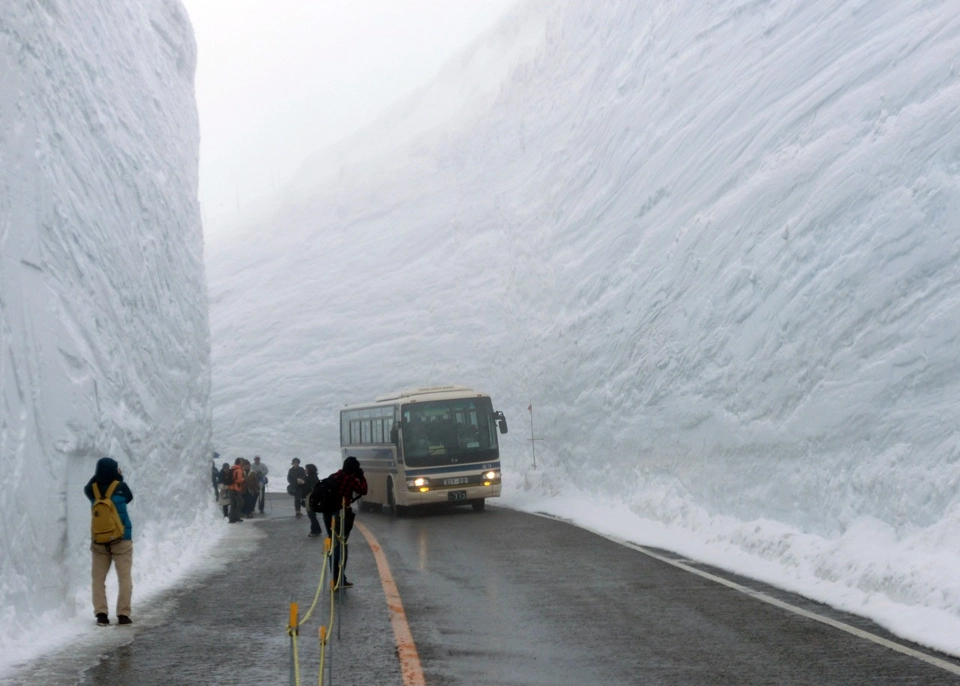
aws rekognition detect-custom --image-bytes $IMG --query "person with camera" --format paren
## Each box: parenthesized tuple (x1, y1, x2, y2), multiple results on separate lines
(320, 456, 367, 589)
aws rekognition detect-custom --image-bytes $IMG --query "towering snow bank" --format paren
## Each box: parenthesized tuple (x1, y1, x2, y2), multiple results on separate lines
(207, 0, 960, 652)
(0, 0, 210, 667)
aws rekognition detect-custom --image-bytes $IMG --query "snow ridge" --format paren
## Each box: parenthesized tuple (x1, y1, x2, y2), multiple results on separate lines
(0, 0, 211, 670)
(208, 0, 960, 655)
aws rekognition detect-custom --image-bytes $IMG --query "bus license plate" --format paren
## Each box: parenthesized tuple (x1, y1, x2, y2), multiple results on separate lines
(448, 490, 467, 501)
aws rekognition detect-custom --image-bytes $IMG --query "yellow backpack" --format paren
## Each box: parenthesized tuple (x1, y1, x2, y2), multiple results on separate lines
(91, 481, 125, 544)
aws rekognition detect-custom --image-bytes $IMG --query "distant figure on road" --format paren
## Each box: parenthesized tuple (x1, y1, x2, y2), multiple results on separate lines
(211, 451, 220, 501)
(241, 459, 260, 517)
(218, 461, 232, 517)
(322, 456, 368, 589)
(228, 458, 246, 523)
(287, 458, 306, 517)
(302, 463, 322, 537)
(250, 455, 269, 513)
(84, 457, 134, 626)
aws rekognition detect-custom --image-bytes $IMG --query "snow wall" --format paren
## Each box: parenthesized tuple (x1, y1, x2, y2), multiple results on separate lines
(206, 0, 960, 653)
(0, 0, 210, 665)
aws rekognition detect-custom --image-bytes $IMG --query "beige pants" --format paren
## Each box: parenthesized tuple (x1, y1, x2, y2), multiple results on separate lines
(91, 539, 133, 617)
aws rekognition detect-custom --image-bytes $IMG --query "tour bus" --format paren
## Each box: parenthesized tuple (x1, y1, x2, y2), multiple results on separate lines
(340, 385, 508, 513)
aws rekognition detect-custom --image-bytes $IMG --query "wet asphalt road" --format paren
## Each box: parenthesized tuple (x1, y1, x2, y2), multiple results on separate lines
(364, 505, 960, 685)
(9, 494, 960, 685)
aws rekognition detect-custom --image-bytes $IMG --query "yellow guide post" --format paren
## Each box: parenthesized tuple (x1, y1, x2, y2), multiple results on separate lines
(289, 602, 299, 633)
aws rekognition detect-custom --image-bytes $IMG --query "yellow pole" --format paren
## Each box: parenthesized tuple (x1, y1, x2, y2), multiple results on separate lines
(289, 602, 300, 686)
(289, 602, 299, 632)
(319, 626, 328, 686)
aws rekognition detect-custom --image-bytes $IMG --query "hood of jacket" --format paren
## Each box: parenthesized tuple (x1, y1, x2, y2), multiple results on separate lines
(93, 457, 120, 483)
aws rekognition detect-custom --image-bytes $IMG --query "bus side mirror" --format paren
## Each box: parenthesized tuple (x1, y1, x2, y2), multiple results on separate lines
(494, 411, 508, 434)
(390, 424, 399, 444)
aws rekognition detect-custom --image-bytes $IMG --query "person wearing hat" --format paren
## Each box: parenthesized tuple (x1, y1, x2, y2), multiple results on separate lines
(286, 458, 307, 517)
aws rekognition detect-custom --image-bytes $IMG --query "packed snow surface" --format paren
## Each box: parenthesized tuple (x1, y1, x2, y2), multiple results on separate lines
(0, 0, 212, 673)
(207, 0, 960, 657)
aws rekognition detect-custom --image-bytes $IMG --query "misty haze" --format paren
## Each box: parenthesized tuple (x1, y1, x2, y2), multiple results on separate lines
(3, 0, 960, 682)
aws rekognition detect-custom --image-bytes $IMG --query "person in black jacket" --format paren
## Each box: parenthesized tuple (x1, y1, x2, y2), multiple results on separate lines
(302, 464, 322, 537)
(287, 458, 307, 517)
(322, 456, 368, 589)
(83, 457, 134, 626)
(218, 462, 232, 517)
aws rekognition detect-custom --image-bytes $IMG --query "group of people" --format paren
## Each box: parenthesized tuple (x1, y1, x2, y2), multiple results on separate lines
(287, 456, 368, 588)
(212, 454, 269, 523)
(82, 451, 368, 627)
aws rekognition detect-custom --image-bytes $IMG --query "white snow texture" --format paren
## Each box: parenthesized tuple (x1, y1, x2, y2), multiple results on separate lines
(207, 0, 960, 657)
(3, 0, 960, 674)
(0, 0, 210, 669)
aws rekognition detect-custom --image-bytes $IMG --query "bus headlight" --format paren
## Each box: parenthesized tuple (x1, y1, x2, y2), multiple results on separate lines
(482, 470, 501, 486)
(407, 477, 429, 489)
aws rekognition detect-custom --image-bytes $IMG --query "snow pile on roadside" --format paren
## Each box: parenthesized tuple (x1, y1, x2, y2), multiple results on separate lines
(0, 0, 213, 673)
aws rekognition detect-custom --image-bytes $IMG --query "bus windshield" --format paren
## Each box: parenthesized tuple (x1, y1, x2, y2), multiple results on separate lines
(401, 396, 498, 467)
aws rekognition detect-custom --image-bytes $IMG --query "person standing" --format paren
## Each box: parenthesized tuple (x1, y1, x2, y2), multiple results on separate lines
(84, 457, 134, 626)
(242, 459, 260, 517)
(211, 452, 221, 502)
(228, 458, 245, 523)
(218, 461, 232, 517)
(287, 458, 306, 517)
(321, 456, 368, 588)
(302, 464, 322, 537)
(250, 455, 269, 513)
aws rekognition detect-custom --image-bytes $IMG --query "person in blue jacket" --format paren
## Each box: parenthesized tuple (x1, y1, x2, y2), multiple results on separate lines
(83, 457, 134, 626)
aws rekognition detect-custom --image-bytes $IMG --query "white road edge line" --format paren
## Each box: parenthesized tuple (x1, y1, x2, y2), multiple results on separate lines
(530, 511, 960, 677)
(620, 535, 960, 676)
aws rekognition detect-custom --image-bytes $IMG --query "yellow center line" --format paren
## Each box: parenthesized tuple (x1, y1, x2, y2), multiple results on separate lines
(356, 522, 426, 686)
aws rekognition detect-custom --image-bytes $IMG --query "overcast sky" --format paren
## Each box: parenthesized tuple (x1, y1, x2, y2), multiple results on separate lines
(180, 0, 516, 231)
